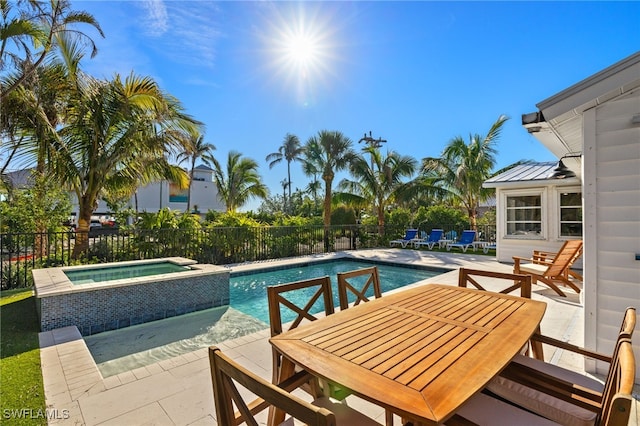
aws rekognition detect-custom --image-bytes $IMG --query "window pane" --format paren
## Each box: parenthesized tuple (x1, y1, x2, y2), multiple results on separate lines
(507, 196, 541, 208)
(561, 223, 582, 237)
(506, 194, 542, 237)
(559, 192, 582, 237)
(560, 207, 582, 221)
(560, 193, 581, 206)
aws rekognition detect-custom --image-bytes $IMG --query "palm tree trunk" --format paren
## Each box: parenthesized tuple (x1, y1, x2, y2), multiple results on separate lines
(287, 161, 292, 214)
(323, 179, 332, 251)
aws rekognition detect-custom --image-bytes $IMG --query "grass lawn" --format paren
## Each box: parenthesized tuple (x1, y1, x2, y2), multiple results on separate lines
(1, 289, 47, 426)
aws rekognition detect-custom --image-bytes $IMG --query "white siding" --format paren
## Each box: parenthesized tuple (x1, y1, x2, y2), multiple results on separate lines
(588, 89, 640, 377)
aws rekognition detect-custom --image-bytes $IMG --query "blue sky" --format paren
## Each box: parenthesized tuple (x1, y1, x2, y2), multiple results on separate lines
(76, 1, 639, 211)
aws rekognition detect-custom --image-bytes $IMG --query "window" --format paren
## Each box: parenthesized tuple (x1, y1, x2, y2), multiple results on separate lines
(559, 192, 582, 237)
(506, 195, 542, 237)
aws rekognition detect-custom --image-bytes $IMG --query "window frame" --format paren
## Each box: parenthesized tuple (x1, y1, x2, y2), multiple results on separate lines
(503, 189, 545, 240)
(557, 188, 582, 239)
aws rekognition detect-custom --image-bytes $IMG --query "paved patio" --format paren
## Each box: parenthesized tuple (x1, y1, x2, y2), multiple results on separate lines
(39, 249, 639, 425)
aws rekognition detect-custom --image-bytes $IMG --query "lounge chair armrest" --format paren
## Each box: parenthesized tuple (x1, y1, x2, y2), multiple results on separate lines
(530, 334, 612, 363)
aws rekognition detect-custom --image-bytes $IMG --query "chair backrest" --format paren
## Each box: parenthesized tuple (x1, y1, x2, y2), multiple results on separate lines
(544, 240, 583, 277)
(618, 307, 636, 339)
(458, 268, 532, 298)
(445, 230, 457, 240)
(598, 339, 635, 426)
(404, 229, 418, 240)
(337, 266, 382, 310)
(209, 346, 337, 426)
(428, 229, 443, 243)
(267, 276, 335, 337)
(458, 230, 477, 244)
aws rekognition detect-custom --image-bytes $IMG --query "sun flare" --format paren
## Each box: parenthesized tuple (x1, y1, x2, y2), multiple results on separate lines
(284, 34, 320, 69)
(259, 5, 342, 106)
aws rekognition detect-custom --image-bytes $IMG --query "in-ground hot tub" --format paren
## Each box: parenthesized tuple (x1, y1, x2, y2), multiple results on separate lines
(33, 257, 229, 335)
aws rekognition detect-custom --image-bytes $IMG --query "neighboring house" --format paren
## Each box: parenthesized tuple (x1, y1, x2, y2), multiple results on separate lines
(4, 164, 225, 222)
(487, 51, 640, 380)
(128, 165, 225, 217)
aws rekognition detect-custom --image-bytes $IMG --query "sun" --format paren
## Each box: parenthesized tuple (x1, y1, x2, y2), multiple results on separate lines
(259, 5, 341, 106)
(283, 33, 320, 70)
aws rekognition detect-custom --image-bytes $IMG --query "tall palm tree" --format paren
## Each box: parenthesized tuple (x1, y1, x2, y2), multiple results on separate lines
(176, 133, 216, 212)
(303, 130, 355, 249)
(0, 0, 104, 100)
(212, 151, 268, 212)
(265, 133, 304, 213)
(337, 147, 417, 233)
(55, 72, 200, 256)
(420, 115, 509, 229)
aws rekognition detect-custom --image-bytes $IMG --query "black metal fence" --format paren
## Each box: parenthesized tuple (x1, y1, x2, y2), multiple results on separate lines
(0, 223, 495, 290)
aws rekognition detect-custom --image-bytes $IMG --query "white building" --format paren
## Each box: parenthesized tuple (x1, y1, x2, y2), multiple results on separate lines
(487, 51, 639, 380)
(70, 165, 225, 222)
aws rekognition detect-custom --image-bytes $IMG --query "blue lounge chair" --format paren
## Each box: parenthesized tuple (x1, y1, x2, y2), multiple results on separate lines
(446, 230, 477, 252)
(389, 229, 418, 248)
(413, 229, 444, 249)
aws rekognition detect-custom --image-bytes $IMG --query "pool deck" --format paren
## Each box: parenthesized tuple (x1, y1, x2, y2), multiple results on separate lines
(39, 249, 639, 425)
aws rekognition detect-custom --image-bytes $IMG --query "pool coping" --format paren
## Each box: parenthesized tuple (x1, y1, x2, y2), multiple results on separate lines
(33, 257, 223, 297)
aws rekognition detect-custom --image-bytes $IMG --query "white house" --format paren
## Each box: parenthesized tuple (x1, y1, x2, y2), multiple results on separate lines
(487, 51, 640, 380)
(84, 164, 225, 222)
(4, 164, 226, 223)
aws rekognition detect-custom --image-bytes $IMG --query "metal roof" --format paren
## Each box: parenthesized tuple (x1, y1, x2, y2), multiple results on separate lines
(483, 161, 580, 188)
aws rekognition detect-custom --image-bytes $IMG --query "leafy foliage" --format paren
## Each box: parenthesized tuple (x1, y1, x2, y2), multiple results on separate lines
(0, 174, 71, 235)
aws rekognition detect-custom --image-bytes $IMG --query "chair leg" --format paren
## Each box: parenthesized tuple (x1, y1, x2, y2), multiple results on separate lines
(537, 277, 567, 297)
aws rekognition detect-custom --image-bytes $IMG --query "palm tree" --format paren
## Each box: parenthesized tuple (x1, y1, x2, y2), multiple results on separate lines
(176, 133, 216, 212)
(265, 133, 304, 213)
(420, 115, 509, 229)
(55, 72, 200, 256)
(0, 0, 104, 100)
(337, 147, 417, 233)
(212, 151, 268, 212)
(303, 130, 355, 249)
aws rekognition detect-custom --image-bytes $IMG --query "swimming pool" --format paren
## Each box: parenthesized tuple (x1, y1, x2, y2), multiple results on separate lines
(230, 259, 442, 323)
(85, 258, 446, 377)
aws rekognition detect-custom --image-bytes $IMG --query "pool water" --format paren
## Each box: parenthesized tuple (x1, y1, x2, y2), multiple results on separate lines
(85, 258, 444, 377)
(65, 261, 190, 284)
(230, 259, 440, 324)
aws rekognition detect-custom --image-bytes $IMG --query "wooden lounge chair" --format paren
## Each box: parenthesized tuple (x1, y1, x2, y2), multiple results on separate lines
(267, 277, 335, 396)
(413, 229, 443, 249)
(209, 346, 381, 426)
(337, 266, 382, 310)
(446, 230, 477, 252)
(533, 244, 583, 281)
(486, 307, 636, 426)
(389, 229, 418, 248)
(513, 240, 583, 297)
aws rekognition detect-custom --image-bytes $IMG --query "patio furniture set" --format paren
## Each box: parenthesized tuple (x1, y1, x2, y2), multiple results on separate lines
(390, 229, 495, 253)
(208, 244, 635, 426)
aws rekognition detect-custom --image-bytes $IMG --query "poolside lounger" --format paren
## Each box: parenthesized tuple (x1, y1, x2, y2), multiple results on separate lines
(513, 240, 583, 297)
(413, 229, 443, 250)
(483, 243, 496, 254)
(446, 230, 476, 252)
(389, 228, 418, 248)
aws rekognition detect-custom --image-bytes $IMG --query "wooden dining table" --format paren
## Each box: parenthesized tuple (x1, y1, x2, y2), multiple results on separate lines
(270, 283, 547, 425)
